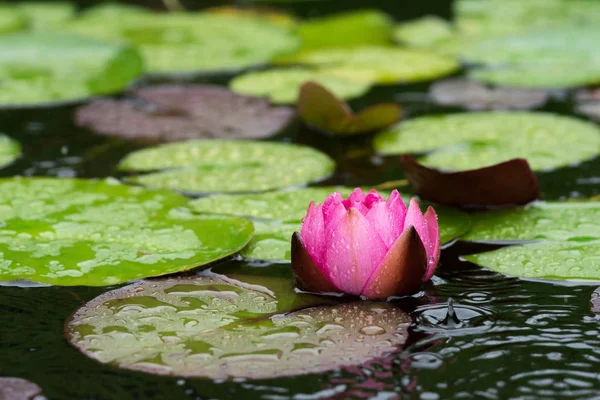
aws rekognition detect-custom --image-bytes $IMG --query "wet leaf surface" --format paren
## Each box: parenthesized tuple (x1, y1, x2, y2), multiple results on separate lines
(297, 81, 401, 135)
(0, 377, 43, 400)
(296, 10, 393, 50)
(463, 201, 600, 242)
(430, 79, 548, 110)
(230, 68, 371, 104)
(0, 32, 144, 106)
(400, 156, 539, 208)
(66, 273, 410, 380)
(374, 112, 600, 171)
(16, 2, 75, 30)
(75, 85, 295, 142)
(285, 46, 460, 85)
(0, 178, 253, 286)
(0, 135, 20, 169)
(64, 7, 299, 74)
(119, 140, 335, 193)
(188, 187, 471, 260)
(465, 241, 600, 281)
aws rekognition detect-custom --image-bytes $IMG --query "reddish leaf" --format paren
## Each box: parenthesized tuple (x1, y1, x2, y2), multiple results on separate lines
(297, 81, 401, 135)
(291, 232, 338, 293)
(75, 84, 295, 142)
(400, 155, 540, 208)
(361, 226, 428, 300)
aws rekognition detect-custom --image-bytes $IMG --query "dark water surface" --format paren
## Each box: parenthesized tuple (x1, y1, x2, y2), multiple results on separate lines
(2, 1, 600, 399)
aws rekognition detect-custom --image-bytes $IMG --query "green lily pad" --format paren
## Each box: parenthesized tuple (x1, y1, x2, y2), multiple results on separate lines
(296, 10, 393, 50)
(241, 221, 299, 261)
(0, 135, 20, 168)
(119, 140, 336, 194)
(189, 187, 351, 222)
(16, 2, 75, 30)
(189, 187, 471, 261)
(463, 202, 600, 243)
(65, 11, 299, 74)
(0, 7, 28, 35)
(462, 27, 600, 88)
(284, 46, 460, 85)
(0, 178, 253, 286)
(374, 112, 600, 171)
(393, 16, 454, 48)
(229, 68, 372, 104)
(465, 241, 600, 281)
(0, 32, 144, 106)
(66, 274, 410, 380)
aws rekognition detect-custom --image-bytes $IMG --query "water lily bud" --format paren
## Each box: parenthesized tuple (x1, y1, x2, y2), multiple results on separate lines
(291, 188, 440, 300)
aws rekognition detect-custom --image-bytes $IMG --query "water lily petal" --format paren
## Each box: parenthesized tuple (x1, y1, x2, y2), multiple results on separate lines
(423, 206, 441, 281)
(342, 187, 366, 209)
(387, 189, 407, 227)
(404, 198, 429, 250)
(361, 226, 427, 300)
(291, 233, 339, 293)
(366, 201, 396, 248)
(300, 201, 326, 269)
(325, 208, 388, 295)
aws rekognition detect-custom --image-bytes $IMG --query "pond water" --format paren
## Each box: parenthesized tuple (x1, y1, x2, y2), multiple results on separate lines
(2, 1, 600, 399)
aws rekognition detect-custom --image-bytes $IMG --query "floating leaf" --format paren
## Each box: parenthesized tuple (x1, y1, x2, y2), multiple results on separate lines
(189, 187, 471, 260)
(65, 10, 299, 74)
(189, 187, 349, 222)
(0, 32, 144, 106)
(205, 6, 297, 29)
(230, 68, 371, 104)
(0, 178, 253, 286)
(591, 287, 600, 313)
(400, 156, 539, 208)
(296, 10, 393, 50)
(465, 241, 600, 281)
(0, 135, 20, 168)
(462, 28, 600, 88)
(0, 377, 44, 400)
(66, 274, 410, 380)
(430, 79, 548, 110)
(119, 140, 335, 194)
(16, 2, 75, 30)
(241, 221, 299, 261)
(374, 112, 600, 171)
(0, 6, 28, 35)
(297, 81, 401, 135)
(393, 16, 454, 48)
(75, 85, 295, 142)
(286, 46, 460, 85)
(463, 202, 600, 243)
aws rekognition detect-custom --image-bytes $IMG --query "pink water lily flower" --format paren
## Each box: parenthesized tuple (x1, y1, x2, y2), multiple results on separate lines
(291, 188, 440, 300)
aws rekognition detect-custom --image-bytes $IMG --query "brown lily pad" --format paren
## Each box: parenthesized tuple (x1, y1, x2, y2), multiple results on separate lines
(75, 84, 295, 142)
(400, 155, 540, 208)
(430, 79, 548, 111)
(0, 377, 43, 400)
(297, 81, 401, 136)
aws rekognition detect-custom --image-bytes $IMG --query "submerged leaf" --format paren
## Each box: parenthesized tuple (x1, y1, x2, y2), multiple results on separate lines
(119, 140, 335, 194)
(400, 156, 539, 208)
(0, 178, 253, 286)
(297, 81, 401, 135)
(374, 112, 600, 171)
(430, 79, 548, 110)
(75, 85, 295, 142)
(66, 274, 410, 379)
